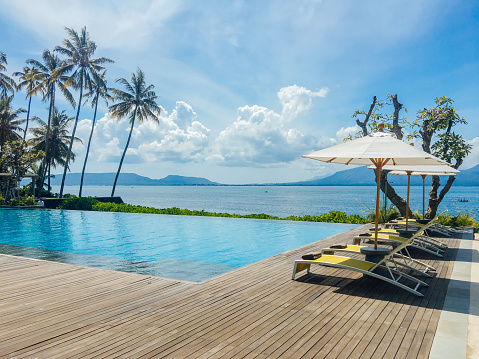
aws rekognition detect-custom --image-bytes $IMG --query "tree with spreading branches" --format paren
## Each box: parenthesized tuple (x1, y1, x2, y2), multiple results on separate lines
(348, 94, 471, 218)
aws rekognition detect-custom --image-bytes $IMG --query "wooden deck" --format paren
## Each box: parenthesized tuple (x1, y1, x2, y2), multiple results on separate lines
(0, 225, 465, 358)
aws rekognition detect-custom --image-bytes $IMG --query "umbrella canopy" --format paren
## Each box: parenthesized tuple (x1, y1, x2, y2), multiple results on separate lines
(303, 131, 449, 249)
(381, 164, 458, 221)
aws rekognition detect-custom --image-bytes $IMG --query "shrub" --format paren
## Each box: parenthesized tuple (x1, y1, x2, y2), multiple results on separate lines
(58, 197, 99, 211)
(5, 196, 36, 206)
(439, 210, 478, 232)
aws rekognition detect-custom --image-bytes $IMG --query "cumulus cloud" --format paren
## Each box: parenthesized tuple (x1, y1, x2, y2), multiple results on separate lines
(75, 102, 211, 165)
(208, 85, 333, 166)
(73, 85, 332, 168)
(279, 84, 329, 121)
(335, 125, 361, 142)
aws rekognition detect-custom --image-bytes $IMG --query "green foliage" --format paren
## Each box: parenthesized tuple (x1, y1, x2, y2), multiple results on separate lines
(58, 197, 99, 210)
(407, 96, 471, 162)
(360, 200, 400, 223)
(0, 193, 4, 204)
(438, 210, 478, 232)
(6, 195, 36, 206)
(89, 202, 368, 224)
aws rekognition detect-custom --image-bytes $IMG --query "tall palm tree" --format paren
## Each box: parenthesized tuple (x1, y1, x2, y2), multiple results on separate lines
(55, 26, 114, 197)
(0, 96, 26, 146)
(13, 66, 42, 139)
(79, 70, 113, 197)
(27, 49, 75, 193)
(109, 68, 160, 197)
(0, 51, 16, 97)
(29, 107, 82, 190)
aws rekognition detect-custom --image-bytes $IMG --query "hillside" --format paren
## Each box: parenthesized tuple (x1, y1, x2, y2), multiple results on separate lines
(48, 173, 220, 186)
(41, 163, 478, 187)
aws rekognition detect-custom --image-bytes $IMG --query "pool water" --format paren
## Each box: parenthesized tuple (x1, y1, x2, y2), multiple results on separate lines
(0, 209, 358, 281)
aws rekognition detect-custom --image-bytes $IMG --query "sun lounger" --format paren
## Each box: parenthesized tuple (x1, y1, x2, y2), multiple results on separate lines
(370, 227, 448, 249)
(292, 219, 439, 296)
(386, 217, 452, 237)
(322, 243, 435, 276)
(354, 232, 444, 257)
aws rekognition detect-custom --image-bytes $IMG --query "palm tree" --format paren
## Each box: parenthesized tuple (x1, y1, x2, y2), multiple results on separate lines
(29, 107, 82, 190)
(0, 51, 16, 97)
(55, 26, 114, 198)
(27, 49, 75, 192)
(79, 70, 112, 197)
(0, 96, 26, 146)
(109, 68, 160, 196)
(13, 66, 42, 139)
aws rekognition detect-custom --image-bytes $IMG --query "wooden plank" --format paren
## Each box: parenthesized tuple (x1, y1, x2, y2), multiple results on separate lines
(0, 227, 465, 358)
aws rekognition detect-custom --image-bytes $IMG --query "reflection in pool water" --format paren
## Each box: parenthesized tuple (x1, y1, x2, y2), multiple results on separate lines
(1, 208, 358, 281)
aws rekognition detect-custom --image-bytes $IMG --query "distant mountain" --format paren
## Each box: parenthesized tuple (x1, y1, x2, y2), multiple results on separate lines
(33, 163, 478, 187)
(48, 173, 220, 186)
(282, 163, 479, 186)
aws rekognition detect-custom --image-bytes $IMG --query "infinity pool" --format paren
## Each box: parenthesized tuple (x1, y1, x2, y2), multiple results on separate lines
(0, 208, 358, 281)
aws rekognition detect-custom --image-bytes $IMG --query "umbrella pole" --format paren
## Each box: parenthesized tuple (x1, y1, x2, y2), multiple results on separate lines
(421, 174, 427, 219)
(374, 165, 383, 250)
(405, 171, 412, 230)
(384, 171, 388, 220)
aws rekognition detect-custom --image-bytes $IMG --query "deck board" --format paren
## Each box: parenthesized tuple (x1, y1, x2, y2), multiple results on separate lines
(0, 225, 468, 358)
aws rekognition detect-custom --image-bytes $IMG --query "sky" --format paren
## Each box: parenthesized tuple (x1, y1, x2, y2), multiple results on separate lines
(1, 0, 478, 184)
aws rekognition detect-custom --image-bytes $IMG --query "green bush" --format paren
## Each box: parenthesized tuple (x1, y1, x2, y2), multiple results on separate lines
(439, 210, 478, 232)
(5, 195, 36, 206)
(58, 197, 99, 211)
(89, 202, 367, 224)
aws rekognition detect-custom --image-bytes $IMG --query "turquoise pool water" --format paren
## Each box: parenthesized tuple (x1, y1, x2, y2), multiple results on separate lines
(0, 208, 358, 281)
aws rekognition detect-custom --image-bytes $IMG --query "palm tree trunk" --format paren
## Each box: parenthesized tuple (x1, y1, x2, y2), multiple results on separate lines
(79, 91, 99, 197)
(23, 96, 32, 140)
(111, 107, 137, 197)
(38, 85, 55, 197)
(59, 79, 83, 198)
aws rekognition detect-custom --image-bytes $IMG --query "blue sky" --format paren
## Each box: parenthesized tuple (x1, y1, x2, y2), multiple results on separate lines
(1, 0, 478, 184)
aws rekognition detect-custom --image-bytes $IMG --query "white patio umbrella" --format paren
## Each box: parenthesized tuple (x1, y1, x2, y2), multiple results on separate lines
(383, 164, 459, 226)
(303, 130, 450, 249)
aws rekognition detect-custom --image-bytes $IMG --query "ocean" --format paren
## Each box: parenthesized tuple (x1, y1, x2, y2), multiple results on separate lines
(50, 185, 478, 218)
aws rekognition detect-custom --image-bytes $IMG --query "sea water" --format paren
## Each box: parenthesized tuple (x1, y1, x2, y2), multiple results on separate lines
(51, 185, 478, 218)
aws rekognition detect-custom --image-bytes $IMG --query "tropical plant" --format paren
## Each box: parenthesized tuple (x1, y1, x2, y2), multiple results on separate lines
(438, 210, 478, 232)
(407, 96, 472, 217)
(58, 196, 99, 210)
(360, 199, 400, 223)
(0, 96, 25, 146)
(0, 140, 43, 201)
(29, 107, 82, 189)
(347, 95, 471, 218)
(27, 49, 75, 192)
(109, 68, 160, 196)
(13, 66, 43, 139)
(79, 70, 113, 197)
(0, 51, 16, 97)
(54, 26, 114, 197)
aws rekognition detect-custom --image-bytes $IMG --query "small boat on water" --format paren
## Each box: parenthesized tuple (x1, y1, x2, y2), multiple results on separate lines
(458, 199, 469, 202)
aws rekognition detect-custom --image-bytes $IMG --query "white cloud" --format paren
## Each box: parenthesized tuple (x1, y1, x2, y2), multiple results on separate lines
(1, 0, 183, 51)
(74, 101, 211, 165)
(71, 86, 333, 169)
(335, 125, 361, 142)
(208, 86, 333, 166)
(279, 85, 329, 121)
